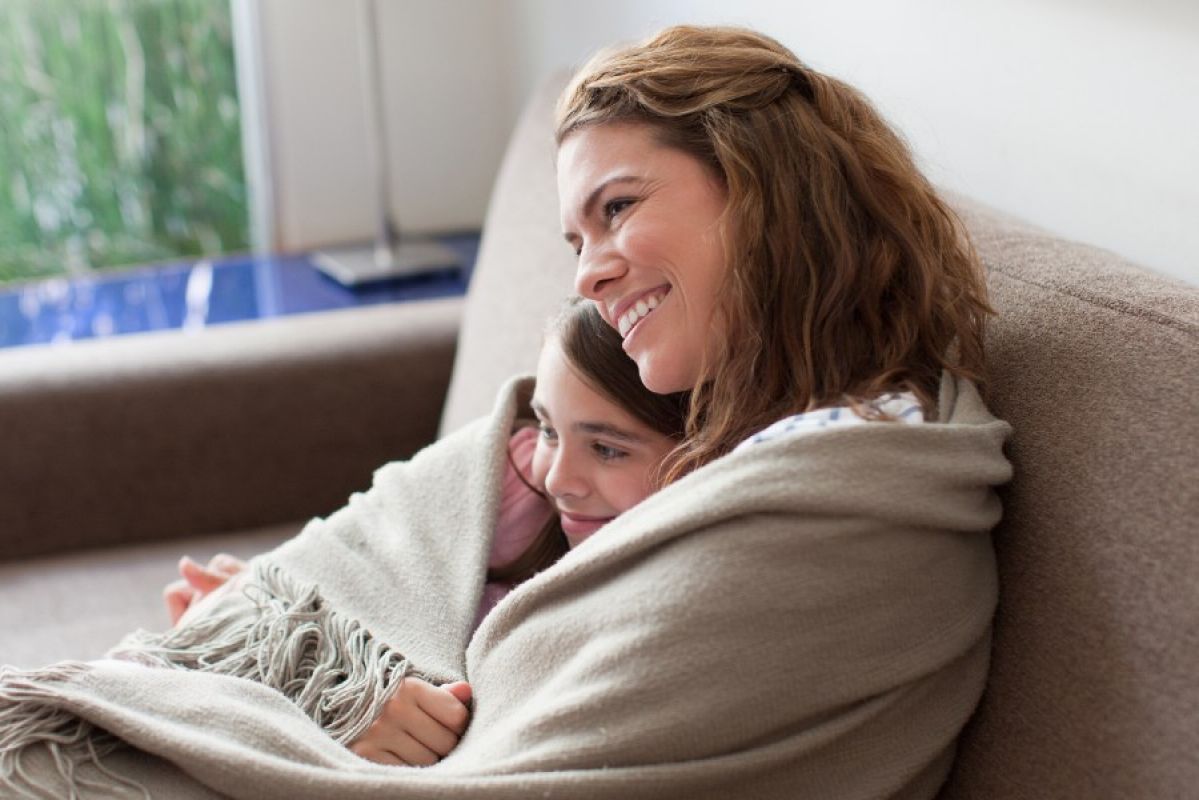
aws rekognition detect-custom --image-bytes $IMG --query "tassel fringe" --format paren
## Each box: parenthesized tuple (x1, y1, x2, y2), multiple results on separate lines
(1, 562, 410, 797)
(0, 663, 147, 799)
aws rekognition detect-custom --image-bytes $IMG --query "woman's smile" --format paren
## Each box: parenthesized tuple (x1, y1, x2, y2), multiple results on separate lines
(613, 286, 671, 338)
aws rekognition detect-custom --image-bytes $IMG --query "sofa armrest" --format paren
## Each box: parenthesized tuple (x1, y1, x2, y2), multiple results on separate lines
(0, 297, 462, 561)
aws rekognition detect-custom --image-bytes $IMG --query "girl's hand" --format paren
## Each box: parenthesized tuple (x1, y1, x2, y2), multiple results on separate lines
(163, 553, 247, 625)
(349, 678, 472, 766)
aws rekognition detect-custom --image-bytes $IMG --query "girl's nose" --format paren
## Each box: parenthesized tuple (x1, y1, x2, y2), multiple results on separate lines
(544, 449, 588, 501)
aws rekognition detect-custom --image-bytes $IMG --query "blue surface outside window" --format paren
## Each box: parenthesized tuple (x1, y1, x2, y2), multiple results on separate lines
(0, 233, 479, 349)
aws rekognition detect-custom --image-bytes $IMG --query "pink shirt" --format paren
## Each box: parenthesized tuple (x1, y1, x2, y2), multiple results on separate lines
(473, 427, 556, 629)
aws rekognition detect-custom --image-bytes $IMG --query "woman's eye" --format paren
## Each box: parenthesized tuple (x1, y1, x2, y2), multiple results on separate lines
(603, 198, 634, 221)
(593, 442, 628, 461)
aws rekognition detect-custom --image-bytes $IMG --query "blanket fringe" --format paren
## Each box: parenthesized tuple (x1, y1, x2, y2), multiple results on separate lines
(0, 662, 148, 799)
(111, 561, 412, 745)
(1, 563, 409, 798)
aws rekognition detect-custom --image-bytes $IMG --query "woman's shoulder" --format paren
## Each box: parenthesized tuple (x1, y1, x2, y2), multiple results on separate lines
(735, 392, 925, 452)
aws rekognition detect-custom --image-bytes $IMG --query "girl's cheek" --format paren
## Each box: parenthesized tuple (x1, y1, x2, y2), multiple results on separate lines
(529, 444, 551, 491)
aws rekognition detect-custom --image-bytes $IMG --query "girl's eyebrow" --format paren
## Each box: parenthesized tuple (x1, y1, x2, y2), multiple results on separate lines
(530, 399, 645, 443)
(576, 421, 644, 443)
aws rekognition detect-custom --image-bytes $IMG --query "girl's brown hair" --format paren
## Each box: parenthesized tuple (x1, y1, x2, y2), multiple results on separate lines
(488, 297, 688, 585)
(556, 25, 994, 483)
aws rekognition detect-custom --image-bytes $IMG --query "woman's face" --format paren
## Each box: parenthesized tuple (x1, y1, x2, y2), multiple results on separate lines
(557, 122, 730, 395)
(530, 336, 676, 546)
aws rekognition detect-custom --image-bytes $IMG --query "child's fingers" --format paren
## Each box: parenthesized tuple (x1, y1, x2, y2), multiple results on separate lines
(375, 683, 461, 756)
(163, 579, 195, 624)
(178, 556, 230, 593)
(346, 678, 468, 766)
(208, 553, 246, 577)
(361, 730, 440, 767)
(443, 681, 473, 706)
(348, 741, 405, 766)
(391, 732, 441, 767)
(403, 708, 461, 757)
(414, 680, 472, 734)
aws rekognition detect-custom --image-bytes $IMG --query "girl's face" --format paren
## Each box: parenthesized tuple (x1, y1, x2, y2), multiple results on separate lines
(530, 336, 677, 545)
(557, 122, 730, 395)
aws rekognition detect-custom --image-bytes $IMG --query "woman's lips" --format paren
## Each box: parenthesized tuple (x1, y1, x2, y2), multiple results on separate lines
(620, 290, 669, 352)
(558, 510, 613, 539)
(611, 286, 671, 338)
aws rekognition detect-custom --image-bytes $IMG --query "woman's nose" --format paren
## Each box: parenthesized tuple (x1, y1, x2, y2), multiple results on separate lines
(574, 241, 624, 301)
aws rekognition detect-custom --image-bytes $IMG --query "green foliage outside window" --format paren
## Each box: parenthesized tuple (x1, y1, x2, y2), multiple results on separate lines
(0, 0, 248, 287)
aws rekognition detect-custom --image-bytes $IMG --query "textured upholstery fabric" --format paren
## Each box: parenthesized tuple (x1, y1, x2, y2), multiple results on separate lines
(1, 300, 459, 670)
(0, 522, 297, 668)
(0, 298, 460, 561)
(442, 72, 1199, 798)
(941, 199, 1199, 798)
(439, 76, 575, 435)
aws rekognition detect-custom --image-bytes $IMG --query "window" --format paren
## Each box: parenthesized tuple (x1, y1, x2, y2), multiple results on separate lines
(0, 0, 249, 286)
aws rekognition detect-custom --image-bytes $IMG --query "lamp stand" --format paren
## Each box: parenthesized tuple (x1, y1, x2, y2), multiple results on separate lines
(313, 0, 458, 286)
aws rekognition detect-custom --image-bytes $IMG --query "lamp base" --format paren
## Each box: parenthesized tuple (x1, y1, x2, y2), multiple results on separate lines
(313, 238, 460, 287)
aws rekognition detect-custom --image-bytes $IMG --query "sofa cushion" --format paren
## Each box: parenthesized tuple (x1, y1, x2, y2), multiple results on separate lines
(0, 522, 298, 667)
(941, 199, 1199, 798)
(440, 73, 575, 435)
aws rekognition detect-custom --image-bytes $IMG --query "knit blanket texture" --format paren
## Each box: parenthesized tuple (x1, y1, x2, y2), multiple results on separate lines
(0, 374, 1011, 799)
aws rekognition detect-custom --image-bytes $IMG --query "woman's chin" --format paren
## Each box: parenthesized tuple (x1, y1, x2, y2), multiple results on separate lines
(635, 357, 693, 395)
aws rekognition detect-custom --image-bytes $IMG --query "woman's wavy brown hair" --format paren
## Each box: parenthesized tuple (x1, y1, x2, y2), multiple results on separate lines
(556, 25, 994, 483)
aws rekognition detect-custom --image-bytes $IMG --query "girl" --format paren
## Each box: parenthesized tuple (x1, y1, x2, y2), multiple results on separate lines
(165, 297, 688, 766)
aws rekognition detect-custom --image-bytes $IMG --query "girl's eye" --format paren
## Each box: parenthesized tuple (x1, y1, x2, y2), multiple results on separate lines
(592, 442, 628, 461)
(602, 198, 634, 221)
(538, 423, 557, 442)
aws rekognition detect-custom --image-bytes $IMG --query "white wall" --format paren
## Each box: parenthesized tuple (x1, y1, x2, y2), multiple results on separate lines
(254, 0, 1198, 285)
(504, 0, 1199, 285)
(255, 0, 516, 251)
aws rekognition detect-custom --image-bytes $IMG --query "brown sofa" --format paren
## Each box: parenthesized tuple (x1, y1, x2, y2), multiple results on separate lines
(1, 73, 1196, 798)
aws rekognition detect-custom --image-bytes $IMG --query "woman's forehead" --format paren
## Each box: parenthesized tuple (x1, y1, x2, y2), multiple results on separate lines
(557, 124, 659, 191)
(556, 123, 719, 224)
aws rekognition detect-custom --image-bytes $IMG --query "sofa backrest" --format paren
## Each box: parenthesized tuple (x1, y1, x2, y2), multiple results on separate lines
(440, 76, 577, 434)
(442, 72, 1199, 798)
(941, 199, 1199, 798)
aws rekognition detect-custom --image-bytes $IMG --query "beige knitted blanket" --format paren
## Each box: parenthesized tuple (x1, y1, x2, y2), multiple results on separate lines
(0, 374, 1011, 799)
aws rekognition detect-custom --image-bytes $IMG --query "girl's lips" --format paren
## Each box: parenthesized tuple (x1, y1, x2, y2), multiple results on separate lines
(558, 511, 613, 539)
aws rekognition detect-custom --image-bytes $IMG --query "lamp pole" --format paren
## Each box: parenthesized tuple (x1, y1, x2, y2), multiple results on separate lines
(313, 0, 458, 286)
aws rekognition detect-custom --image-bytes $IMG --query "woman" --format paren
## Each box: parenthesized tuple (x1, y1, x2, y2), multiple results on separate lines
(556, 25, 992, 478)
(543, 24, 1008, 797)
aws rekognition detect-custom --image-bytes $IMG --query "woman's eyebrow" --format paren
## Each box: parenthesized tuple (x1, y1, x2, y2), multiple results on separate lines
(562, 175, 642, 244)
